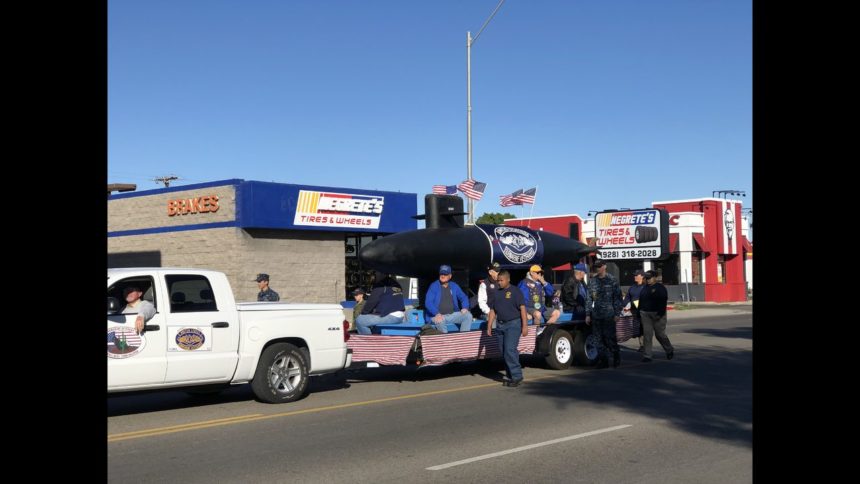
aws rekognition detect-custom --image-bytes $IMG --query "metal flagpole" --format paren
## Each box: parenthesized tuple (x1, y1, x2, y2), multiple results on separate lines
(527, 186, 538, 220)
(466, 0, 506, 224)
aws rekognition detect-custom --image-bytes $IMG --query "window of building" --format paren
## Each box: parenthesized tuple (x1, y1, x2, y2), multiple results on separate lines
(345, 233, 383, 299)
(691, 251, 702, 284)
(653, 255, 680, 285)
(717, 255, 727, 284)
(615, 260, 646, 286)
(165, 274, 218, 313)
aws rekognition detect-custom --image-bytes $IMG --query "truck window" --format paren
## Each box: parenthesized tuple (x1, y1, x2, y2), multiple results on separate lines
(165, 275, 218, 313)
(107, 276, 158, 313)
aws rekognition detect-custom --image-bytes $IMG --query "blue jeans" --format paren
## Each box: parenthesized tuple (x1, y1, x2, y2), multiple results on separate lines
(355, 314, 405, 335)
(497, 319, 524, 380)
(431, 312, 474, 333)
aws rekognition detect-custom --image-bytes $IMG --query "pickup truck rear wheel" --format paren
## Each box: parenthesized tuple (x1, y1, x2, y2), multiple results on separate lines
(573, 328, 599, 366)
(545, 329, 573, 370)
(251, 343, 309, 404)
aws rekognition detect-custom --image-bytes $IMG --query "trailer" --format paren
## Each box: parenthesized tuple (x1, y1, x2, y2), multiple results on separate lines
(346, 309, 638, 370)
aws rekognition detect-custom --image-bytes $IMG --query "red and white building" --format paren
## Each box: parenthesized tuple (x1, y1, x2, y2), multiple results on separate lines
(504, 197, 752, 302)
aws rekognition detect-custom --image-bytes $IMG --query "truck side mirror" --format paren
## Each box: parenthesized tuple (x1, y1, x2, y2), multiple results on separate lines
(107, 297, 121, 315)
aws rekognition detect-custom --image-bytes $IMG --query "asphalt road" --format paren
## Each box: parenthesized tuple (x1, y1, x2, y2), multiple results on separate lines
(108, 305, 752, 483)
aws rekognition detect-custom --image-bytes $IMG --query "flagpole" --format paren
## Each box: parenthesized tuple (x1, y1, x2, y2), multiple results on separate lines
(527, 186, 538, 220)
(466, 0, 506, 225)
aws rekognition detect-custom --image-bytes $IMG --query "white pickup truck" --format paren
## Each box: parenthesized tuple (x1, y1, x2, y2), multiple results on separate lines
(107, 268, 352, 403)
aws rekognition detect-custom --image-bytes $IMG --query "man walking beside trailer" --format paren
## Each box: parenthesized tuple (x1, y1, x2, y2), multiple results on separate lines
(638, 270, 675, 363)
(487, 270, 529, 387)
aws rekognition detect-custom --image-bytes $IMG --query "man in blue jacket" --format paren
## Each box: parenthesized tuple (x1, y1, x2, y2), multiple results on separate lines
(424, 264, 473, 333)
(355, 272, 406, 335)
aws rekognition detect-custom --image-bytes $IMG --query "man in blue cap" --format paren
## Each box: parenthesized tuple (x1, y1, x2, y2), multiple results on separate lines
(562, 262, 589, 318)
(424, 264, 473, 333)
(254, 273, 280, 302)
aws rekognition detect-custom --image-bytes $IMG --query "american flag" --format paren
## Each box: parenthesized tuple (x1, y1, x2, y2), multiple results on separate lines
(432, 185, 458, 195)
(615, 316, 639, 343)
(457, 179, 487, 201)
(500, 189, 524, 207)
(420, 327, 537, 366)
(514, 187, 537, 205)
(347, 335, 416, 366)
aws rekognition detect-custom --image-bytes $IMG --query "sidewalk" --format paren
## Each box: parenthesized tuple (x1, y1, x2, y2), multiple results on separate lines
(666, 303, 752, 320)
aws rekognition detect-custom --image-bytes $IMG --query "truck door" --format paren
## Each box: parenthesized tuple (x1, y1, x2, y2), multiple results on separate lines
(107, 276, 167, 389)
(163, 274, 240, 384)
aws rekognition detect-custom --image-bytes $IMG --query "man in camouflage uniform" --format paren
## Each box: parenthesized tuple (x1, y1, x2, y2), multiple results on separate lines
(254, 273, 280, 301)
(585, 259, 623, 369)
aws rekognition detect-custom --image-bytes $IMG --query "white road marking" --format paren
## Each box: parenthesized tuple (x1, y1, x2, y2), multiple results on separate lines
(426, 424, 632, 471)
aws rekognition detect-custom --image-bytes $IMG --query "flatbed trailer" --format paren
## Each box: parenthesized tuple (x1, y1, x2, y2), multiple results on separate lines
(347, 310, 638, 370)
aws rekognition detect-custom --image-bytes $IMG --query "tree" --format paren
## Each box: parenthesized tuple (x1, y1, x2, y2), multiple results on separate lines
(476, 212, 516, 224)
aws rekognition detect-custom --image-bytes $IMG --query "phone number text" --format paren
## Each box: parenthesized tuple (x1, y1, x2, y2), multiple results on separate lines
(598, 248, 660, 260)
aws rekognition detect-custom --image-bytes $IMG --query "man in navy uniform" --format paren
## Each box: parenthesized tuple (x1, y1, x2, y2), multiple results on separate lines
(585, 259, 623, 368)
(254, 273, 280, 302)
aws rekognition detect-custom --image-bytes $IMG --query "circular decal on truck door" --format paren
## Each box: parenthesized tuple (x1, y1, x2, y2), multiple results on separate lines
(175, 328, 206, 351)
(107, 326, 146, 359)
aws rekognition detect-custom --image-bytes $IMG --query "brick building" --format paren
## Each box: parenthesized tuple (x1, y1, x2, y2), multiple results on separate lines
(108, 179, 417, 303)
(504, 197, 752, 302)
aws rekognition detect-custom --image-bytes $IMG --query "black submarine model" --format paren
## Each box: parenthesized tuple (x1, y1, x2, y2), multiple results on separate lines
(359, 194, 599, 279)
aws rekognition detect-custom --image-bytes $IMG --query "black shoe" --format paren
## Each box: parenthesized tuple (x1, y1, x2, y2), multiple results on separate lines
(641, 357, 652, 363)
(637, 347, 645, 353)
(666, 350, 674, 360)
(504, 379, 523, 387)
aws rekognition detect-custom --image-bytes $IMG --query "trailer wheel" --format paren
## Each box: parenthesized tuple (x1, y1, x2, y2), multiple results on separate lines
(251, 342, 309, 404)
(573, 329, 599, 366)
(545, 329, 573, 370)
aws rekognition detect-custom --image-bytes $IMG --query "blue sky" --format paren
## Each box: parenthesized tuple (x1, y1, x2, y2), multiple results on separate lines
(108, 0, 751, 221)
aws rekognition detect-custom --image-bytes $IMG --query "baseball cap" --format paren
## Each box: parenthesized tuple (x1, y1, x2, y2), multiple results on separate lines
(487, 262, 501, 272)
(439, 264, 452, 275)
(633, 269, 645, 277)
(529, 264, 543, 273)
(573, 263, 587, 273)
(643, 270, 657, 279)
(593, 259, 606, 268)
(352, 288, 366, 296)
(253, 273, 270, 282)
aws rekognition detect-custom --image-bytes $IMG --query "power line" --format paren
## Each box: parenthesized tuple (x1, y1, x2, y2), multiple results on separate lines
(153, 175, 179, 188)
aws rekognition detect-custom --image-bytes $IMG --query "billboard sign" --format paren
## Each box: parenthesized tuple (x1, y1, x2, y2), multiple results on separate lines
(594, 208, 669, 260)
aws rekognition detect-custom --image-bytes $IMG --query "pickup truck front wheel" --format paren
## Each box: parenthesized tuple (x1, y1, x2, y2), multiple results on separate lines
(251, 343, 309, 404)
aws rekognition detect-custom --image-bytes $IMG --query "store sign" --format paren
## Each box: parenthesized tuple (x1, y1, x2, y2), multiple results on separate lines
(294, 190, 385, 229)
(594, 208, 669, 260)
(167, 195, 220, 216)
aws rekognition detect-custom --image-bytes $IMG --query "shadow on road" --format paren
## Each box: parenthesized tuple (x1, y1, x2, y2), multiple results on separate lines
(107, 372, 352, 417)
(521, 344, 752, 447)
(684, 326, 752, 339)
(344, 358, 509, 384)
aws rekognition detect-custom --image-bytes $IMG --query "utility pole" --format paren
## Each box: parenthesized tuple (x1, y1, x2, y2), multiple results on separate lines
(466, 0, 506, 224)
(154, 175, 178, 188)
